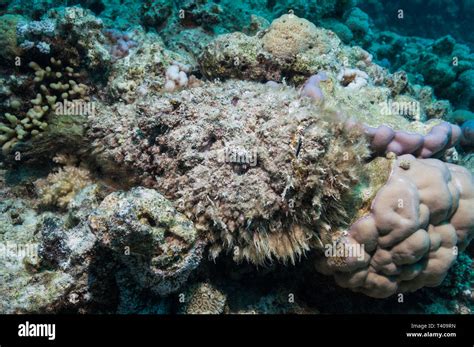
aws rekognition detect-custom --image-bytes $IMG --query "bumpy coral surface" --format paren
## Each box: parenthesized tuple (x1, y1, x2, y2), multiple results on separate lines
(316, 155, 474, 298)
(179, 282, 227, 314)
(364, 121, 461, 158)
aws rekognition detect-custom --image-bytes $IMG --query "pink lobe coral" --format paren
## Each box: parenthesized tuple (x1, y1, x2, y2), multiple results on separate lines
(364, 122, 461, 158)
(316, 154, 474, 298)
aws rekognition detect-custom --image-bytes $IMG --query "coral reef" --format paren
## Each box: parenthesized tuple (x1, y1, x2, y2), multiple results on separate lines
(0, 182, 204, 313)
(360, 0, 474, 47)
(0, 14, 23, 62)
(17, 18, 56, 54)
(0, 2, 473, 315)
(104, 31, 192, 103)
(0, 191, 97, 313)
(199, 14, 352, 83)
(368, 31, 474, 111)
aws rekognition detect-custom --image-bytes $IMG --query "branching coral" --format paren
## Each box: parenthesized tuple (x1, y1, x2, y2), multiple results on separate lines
(0, 57, 89, 154)
(316, 154, 474, 298)
(16, 18, 56, 54)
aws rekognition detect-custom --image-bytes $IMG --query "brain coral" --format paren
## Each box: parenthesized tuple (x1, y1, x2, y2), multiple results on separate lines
(199, 14, 348, 83)
(179, 282, 227, 314)
(262, 14, 319, 61)
(316, 154, 474, 298)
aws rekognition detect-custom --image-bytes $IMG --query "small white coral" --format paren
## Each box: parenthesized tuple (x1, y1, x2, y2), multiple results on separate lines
(164, 62, 190, 92)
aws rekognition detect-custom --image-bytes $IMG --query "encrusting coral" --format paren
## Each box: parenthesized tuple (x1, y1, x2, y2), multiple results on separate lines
(89, 187, 205, 296)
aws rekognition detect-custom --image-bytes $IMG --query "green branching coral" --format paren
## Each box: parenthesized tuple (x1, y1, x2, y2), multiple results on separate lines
(0, 57, 89, 154)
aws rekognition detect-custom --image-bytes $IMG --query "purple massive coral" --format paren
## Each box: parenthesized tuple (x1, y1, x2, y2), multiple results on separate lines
(316, 154, 474, 298)
(300, 74, 463, 159)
